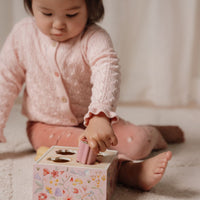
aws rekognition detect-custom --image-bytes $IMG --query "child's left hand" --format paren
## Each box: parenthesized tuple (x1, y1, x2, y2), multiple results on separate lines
(80, 113, 118, 153)
(0, 132, 6, 143)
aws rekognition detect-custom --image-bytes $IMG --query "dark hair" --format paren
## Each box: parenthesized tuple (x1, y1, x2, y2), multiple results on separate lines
(24, 0, 104, 24)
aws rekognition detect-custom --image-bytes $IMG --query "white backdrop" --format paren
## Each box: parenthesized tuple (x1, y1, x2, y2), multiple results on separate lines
(1, 0, 200, 107)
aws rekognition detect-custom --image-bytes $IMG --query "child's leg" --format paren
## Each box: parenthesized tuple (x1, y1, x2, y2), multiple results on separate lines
(27, 121, 84, 150)
(27, 120, 184, 161)
(111, 119, 183, 160)
(118, 151, 172, 191)
(150, 125, 184, 143)
(27, 121, 173, 190)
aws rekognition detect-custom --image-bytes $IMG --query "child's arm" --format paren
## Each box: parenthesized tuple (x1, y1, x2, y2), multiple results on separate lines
(0, 21, 26, 143)
(81, 26, 120, 152)
(81, 112, 118, 153)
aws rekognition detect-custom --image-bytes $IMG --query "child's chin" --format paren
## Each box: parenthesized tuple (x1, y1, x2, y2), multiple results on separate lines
(50, 35, 69, 42)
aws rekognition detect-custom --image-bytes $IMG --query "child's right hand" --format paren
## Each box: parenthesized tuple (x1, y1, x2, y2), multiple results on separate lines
(0, 134, 6, 143)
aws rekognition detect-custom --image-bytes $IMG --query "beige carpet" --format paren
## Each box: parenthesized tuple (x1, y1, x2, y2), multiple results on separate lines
(0, 103, 200, 200)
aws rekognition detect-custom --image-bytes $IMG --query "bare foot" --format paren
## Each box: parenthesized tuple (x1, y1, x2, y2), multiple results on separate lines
(151, 126, 185, 143)
(118, 151, 172, 191)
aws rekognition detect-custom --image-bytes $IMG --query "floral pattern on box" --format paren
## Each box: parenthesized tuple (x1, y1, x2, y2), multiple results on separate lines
(33, 146, 118, 200)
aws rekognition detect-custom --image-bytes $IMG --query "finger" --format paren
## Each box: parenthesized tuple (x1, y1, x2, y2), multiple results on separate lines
(88, 138, 99, 153)
(97, 140, 107, 152)
(110, 134, 118, 146)
(104, 138, 112, 149)
(78, 134, 86, 144)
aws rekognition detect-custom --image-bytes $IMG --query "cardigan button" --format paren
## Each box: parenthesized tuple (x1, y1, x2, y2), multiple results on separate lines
(52, 41, 57, 47)
(61, 96, 67, 103)
(70, 118, 77, 124)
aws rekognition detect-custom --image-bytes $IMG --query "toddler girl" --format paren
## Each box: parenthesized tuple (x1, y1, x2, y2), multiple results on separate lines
(0, 0, 184, 190)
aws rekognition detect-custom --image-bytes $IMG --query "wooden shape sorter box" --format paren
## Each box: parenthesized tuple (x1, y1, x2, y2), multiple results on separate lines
(33, 146, 118, 200)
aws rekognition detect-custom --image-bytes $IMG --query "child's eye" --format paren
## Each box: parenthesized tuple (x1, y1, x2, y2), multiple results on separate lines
(42, 13, 52, 16)
(66, 13, 78, 18)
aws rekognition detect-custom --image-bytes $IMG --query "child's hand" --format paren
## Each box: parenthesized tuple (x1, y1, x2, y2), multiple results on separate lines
(0, 134, 6, 143)
(81, 113, 118, 153)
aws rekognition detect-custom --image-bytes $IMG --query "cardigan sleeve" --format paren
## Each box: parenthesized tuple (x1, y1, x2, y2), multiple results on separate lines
(0, 23, 26, 142)
(83, 26, 121, 126)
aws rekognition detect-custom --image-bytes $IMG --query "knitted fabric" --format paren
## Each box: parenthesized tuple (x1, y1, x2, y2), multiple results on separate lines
(0, 17, 120, 142)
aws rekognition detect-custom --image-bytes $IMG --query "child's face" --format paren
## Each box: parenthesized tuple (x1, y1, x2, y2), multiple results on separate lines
(32, 0, 88, 42)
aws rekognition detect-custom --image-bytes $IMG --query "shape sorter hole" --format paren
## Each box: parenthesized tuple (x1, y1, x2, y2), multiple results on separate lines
(47, 157, 71, 163)
(56, 149, 76, 155)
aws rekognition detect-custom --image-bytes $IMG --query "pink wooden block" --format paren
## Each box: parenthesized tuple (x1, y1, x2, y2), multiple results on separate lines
(33, 146, 118, 200)
(76, 137, 98, 164)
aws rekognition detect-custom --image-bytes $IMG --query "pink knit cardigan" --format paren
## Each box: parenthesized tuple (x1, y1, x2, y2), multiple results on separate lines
(0, 17, 120, 142)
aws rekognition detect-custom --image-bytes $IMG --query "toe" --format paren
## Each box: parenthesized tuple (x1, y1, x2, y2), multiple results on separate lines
(166, 151, 172, 160)
(159, 162, 167, 168)
(154, 167, 164, 174)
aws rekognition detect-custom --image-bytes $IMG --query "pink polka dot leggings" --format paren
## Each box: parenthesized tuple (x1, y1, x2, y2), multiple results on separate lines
(27, 119, 163, 160)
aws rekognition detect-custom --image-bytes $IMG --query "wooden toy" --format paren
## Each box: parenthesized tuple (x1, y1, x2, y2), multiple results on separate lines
(33, 146, 118, 200)
(35, 146, 50, 161)
(76, 137, 98, 164)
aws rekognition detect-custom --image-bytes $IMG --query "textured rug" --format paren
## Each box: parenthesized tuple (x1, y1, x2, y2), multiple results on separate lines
(0, 104, 200, 200)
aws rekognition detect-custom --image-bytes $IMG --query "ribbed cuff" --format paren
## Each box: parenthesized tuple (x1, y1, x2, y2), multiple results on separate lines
(84, 107, 118, 126)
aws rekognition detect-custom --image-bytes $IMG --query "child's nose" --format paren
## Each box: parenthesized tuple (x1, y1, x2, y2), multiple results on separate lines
(53, 19, 66, 30)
